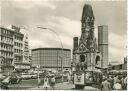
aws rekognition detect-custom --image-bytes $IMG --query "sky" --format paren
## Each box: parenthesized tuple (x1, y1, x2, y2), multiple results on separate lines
(1, 0, 127, 64)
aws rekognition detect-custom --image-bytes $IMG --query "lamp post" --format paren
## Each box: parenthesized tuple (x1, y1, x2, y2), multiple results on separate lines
(37, 27, 64, 83)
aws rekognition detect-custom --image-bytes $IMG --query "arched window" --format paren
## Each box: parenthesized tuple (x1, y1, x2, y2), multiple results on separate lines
(95, 56, 100, 65)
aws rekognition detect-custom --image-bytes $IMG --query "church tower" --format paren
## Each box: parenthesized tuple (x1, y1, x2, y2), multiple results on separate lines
(79, 4, 96, 53)
(73, 4, 101, 70)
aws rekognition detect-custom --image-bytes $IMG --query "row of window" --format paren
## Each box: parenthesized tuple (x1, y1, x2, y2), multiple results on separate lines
(32, 51, 70, 53)
(32, 62, 70, 67)
(14, 35, 23, 41)
(32, 52, 70, 56)
(1, 60, 12, 65)
(1, 43, 13, 51)
(32, 58, 70, 64)
(1, 36, 13, 44)
(32, 54, 69, 57)
(0, 29, 13, 37)
(14, 42, 23, 47)
(32, 56, 70, 61)
(1, 52, 13, 57)
(32, 60, 64, 64)
(14, 49, 23, 54)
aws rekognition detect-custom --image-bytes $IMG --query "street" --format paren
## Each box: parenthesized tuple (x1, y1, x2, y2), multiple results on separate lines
(8, 79, 100, 90)
(8, 79, 38, 90)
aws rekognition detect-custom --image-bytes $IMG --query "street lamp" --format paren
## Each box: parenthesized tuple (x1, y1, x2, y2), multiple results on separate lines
(37, 27, 64, 83)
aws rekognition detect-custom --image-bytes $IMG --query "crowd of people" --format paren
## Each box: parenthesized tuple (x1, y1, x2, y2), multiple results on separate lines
(101, 75, 127, 90)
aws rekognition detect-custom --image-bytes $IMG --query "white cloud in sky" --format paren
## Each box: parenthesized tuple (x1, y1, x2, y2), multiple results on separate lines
(109, 32, 127, 63)
(0, 1, 1, 24)
(28, 16, 81, 49)
(48, 16, 81, 37)
(5, 0, 56, 10)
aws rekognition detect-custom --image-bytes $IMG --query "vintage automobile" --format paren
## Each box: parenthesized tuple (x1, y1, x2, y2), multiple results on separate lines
(10, 74, 22, 84)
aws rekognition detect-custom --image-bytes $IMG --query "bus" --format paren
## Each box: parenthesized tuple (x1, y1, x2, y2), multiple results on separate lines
(73, 69, 103, 89)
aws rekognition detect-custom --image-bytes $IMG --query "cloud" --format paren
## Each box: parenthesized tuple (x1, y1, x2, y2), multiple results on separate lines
(48, 16, 81, 37)
(46, 16, 81, 48)
(108, 32, 127, 64)
(109, 32, 126, 49)
(28, 16, 81, 49)
(0, 1, 1, 24)
(3, 0, 56, 10)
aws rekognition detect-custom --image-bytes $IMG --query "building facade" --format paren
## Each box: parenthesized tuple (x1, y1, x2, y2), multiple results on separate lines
(0, 27, 14, 73)
(0, 25, 30, 74)
(32, 48, 71, 71)
(20, 28, 30, 63)
(13, 26, 24, 64)
(98, 25, 108, 68)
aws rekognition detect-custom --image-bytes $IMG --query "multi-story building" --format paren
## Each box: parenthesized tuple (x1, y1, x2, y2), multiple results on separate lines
(20, 28, 30, 63)
(0, 25, 30, 74)
(32, 48, 71, 71)
(0, 27, 14, 74)
(98, 25, 108, 68)
(12, 26, 24, 64)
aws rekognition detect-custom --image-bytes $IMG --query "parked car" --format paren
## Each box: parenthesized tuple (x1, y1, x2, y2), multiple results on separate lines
(10, 74, 22, 84)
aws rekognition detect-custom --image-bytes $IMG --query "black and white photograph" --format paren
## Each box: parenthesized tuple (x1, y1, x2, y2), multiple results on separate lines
(0, 0, 127, 90)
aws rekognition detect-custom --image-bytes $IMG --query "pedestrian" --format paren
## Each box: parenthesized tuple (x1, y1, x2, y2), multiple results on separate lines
(43, 76, 49, 90)
(113, 75, 119, 84)
(120, 76, 124, 88)
(37, 77, 41, 88)
(101, 78, 111, 90)
(113, 80, 122, 90)
(50, 76, 56, 90)
(67, 74, 71, 83)
(122, 76, 127, 90)
(108, 75, 114, 90)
